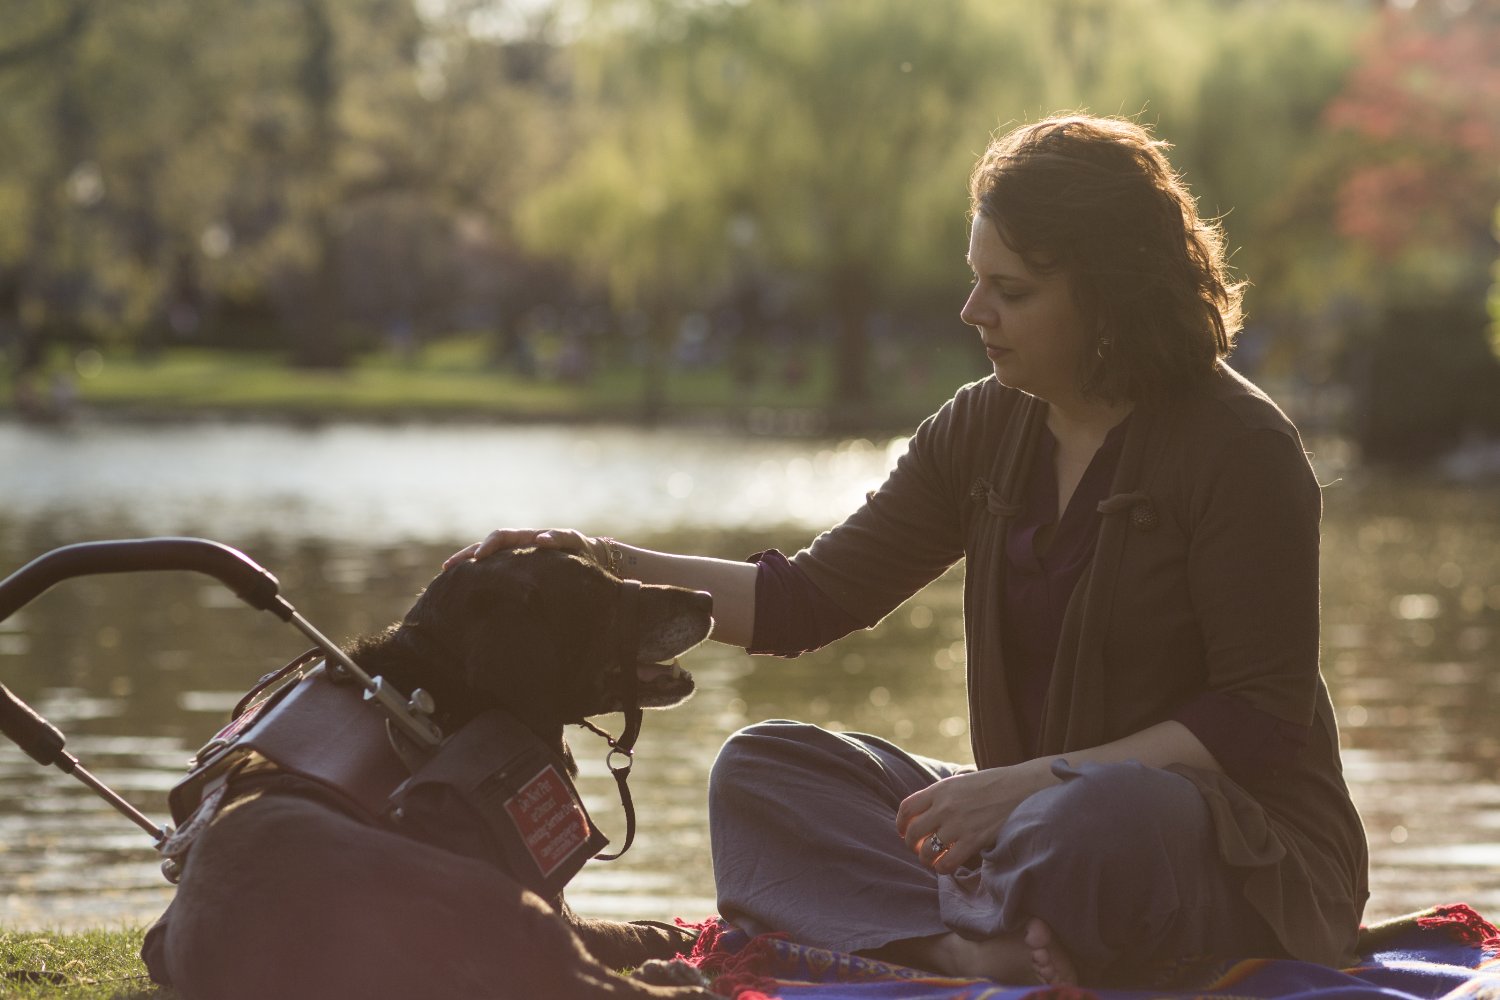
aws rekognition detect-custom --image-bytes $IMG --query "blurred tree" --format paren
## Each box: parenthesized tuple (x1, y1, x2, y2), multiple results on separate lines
(520, 100, 724, 418)
(0, 0, 1419, 434)
(1492, 202, 1500, 363)
(414, 0, 596, 372)
(1271, 0, 1500, 461)
(687, 0, 995, 405)
(1178, 1, 1367, 379)
(0, 0, 572, 376)
(525, 0, 1012, 408)
(0, 1, 296, 370)
(206, 0, 434, 368)
(0, 0, 96, 392)
(1323, 2, 1499, 281)
(521, 0, 1371, 410)
(191, 0, 574, 364)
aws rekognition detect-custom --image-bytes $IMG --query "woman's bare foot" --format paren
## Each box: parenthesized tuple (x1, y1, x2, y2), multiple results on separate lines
(1024, 917, 1078, 986)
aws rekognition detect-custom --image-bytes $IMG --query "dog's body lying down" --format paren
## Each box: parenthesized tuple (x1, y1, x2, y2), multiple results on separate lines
(142, 548, 718, 1000)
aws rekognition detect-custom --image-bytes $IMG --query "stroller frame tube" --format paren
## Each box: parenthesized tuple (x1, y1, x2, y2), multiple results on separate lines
(0, 537, 441, 851)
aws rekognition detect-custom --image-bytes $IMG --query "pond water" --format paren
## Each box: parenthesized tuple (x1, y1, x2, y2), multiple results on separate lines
(1, 418, 1497, 933)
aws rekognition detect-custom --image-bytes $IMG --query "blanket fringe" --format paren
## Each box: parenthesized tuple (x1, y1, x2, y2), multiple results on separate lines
(679, 919, 788, 999)
(1414, 903, 1500, 949)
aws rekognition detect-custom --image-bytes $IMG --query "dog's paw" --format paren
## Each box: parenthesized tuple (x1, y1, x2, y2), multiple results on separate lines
(631, 958, 711, 988)
(626, 917, 701, 957)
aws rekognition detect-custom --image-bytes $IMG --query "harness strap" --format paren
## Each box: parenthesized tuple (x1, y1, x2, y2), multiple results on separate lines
(576, 710, 641, 862)
(592, 746, 637, 862)
(582, 579, 643, 862)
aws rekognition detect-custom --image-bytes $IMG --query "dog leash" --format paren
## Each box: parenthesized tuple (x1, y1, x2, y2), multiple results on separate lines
(577, 579, 643, 861)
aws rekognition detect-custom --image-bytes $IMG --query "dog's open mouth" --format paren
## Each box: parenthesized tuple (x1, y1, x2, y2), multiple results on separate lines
(634, 659, 695, 707)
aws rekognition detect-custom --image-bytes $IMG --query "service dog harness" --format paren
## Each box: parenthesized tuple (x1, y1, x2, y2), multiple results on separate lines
(163, 580, 652, 899)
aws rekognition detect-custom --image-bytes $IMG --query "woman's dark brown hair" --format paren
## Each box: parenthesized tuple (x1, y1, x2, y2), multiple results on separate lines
(969, 113, 1242, 403)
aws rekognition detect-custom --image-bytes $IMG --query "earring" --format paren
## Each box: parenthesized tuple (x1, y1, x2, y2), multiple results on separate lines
(1096, 337, 1114, 360)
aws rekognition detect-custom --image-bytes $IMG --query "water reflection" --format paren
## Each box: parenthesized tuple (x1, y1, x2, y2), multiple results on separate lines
(0, 421, 899, 545)
(1319, 476, 1500, 917)
(0, 420, 1497, 930)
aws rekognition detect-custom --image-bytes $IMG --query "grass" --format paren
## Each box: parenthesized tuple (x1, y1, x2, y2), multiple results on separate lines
(0, 928, 170, 999)
(59, 340, 609, 419)
(8, 332, 990, 429)
(0, 928, 658, 997)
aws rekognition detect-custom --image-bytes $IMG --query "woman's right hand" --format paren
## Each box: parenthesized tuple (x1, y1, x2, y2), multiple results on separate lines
(442, 528, 604, 571)
(895, 761, 1053, 875)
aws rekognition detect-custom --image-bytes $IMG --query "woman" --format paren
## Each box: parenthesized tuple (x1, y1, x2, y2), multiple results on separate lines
(447, 113, 1368, 987)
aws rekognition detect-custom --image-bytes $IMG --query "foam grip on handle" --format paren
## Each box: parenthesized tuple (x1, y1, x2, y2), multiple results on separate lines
(0, 683, 67, 768)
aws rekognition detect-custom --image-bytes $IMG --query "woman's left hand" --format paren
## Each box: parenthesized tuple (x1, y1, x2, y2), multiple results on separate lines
(895, 762, 1052, 875)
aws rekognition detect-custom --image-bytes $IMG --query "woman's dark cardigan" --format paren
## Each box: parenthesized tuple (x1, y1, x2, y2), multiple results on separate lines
(787, 364, 1369, 967)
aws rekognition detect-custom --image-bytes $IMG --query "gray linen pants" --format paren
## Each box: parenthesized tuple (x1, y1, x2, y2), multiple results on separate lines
(708, 720, 1282, 982)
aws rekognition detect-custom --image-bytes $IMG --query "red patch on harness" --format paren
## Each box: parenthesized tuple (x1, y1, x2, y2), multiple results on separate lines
(503, 765, 592, 877)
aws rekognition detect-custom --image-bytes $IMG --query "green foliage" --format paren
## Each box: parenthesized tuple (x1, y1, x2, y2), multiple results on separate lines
(1252, 0, 1500, 457)
(20, 0, 1500, 448)
(1492, 202, 1500, 362)
(519, 98, 728, 310)
(522, 0, 1375, 403)
(1180, 2, 1368, 307)
(0, 0, 572, 369)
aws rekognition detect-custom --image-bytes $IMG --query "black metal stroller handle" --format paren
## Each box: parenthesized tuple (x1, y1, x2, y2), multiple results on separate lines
(0, 537, 291, 625)
(0, 537, 294, 845)
(0, 680, 169, 841)
(0, 682, 67, 767)
(0, 537, 440, 850)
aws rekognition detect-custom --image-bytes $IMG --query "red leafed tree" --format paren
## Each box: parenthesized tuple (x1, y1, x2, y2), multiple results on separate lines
(1307, 0, 1500, 462)
(1322, 0, 1500, 272)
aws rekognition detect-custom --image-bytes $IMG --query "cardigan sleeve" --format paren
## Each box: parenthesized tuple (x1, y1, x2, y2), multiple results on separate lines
(788, 388, 976, 628)
(746, 549, 864, 657)
(1173, 690, 1309, 780)
(1187, 426, 1325, 728)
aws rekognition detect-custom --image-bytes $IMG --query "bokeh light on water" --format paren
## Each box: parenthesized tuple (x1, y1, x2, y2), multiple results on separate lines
(1, 421, 1497, 930)
(1, 421, 901, 545)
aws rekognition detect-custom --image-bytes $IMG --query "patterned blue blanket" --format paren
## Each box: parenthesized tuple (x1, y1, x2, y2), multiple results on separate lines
(682, 904, 1500, 1000)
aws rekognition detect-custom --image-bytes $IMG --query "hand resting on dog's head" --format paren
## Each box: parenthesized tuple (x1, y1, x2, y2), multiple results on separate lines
(349, 546, 714, 735)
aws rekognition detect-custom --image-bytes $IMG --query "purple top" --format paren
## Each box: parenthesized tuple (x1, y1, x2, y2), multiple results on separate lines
(747, 421, 1308, 783)
(1001, 419, 1126, 754)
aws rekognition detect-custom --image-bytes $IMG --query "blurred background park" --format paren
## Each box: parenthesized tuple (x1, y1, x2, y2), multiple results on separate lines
(2, 0, 1500, 935)
(1, 0, 1497, 454)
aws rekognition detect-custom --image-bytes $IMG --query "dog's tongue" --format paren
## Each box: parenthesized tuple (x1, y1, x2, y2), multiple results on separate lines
(635, 660, 691, 686)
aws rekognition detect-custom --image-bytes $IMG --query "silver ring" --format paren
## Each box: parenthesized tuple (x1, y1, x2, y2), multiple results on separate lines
(925, 833, 946, 856)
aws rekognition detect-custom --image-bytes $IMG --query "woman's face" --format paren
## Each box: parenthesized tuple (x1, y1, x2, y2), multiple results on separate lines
(960, 214, 1091, 405)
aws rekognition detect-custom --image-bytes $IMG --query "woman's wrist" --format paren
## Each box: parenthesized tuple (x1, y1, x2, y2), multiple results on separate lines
(1017, 755, 1063, 794)
(594, 536, 626, 577)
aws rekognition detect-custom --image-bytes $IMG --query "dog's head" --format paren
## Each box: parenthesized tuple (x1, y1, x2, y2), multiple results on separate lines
(380, 547, 712, 730)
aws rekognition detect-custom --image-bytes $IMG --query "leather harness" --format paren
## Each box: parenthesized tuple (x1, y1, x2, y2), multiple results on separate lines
(161, 578, 653, 886)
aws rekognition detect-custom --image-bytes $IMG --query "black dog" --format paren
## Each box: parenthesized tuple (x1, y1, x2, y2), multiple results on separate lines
(143, 548, 718, 1000)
